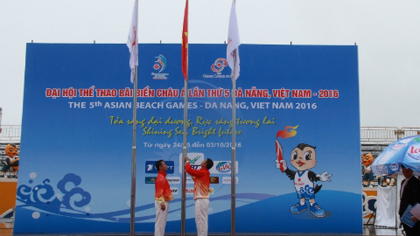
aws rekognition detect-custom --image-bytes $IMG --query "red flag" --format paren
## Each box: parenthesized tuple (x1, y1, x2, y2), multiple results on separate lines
(182, 0, 188, 81)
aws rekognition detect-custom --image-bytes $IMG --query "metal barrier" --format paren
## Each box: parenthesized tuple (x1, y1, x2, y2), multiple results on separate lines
(361, 127, 420, 144)
(401, 127, 420, 137)
(360, 127, 399, 143)
(0, 126, 21, 142)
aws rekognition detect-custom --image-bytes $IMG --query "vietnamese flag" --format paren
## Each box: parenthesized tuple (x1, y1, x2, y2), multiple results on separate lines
(182, 0, 188, 81)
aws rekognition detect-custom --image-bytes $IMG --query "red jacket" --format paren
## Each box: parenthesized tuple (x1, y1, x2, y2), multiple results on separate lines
(155, 171, 174, 204)
(186, 163, 211, 200)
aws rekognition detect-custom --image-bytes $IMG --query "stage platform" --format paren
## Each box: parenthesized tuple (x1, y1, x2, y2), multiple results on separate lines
(0, 225, 404, 236)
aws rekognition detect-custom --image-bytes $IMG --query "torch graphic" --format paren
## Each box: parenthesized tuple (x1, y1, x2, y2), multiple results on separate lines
(275, 140, 284, 172)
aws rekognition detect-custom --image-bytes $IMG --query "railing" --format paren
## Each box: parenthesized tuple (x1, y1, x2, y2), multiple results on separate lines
(401, 127, 420, 137)
(360, 126, 420, 144)
(360, 127, 399, 143)
(0, 125, 21, 142)
(1, 125, 420, 144)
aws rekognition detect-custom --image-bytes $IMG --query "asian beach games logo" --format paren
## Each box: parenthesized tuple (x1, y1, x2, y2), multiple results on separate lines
(152, 54, 169, 80)
(203, 58, 232, 79)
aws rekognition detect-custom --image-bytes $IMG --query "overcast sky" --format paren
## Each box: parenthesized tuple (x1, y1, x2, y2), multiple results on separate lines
(1, 0, 419, 128)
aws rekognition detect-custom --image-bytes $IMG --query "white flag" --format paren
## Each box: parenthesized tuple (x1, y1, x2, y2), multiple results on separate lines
(127, 0, 138, 83)
(227, 0, 241, 80)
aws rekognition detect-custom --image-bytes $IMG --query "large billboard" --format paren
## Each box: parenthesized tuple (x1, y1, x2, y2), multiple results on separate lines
(15, 43, 361, 234)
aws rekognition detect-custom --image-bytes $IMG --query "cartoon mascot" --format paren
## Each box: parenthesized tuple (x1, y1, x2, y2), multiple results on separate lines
(276, 141, 332, 217)
(1, 144, 19, 178)
(379, 173, 396, 187)
(362, 153, 374, 187)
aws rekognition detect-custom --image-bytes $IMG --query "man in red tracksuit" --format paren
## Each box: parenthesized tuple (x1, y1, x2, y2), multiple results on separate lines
(185, 157, 214, 236)
(154, 160, 174, 236)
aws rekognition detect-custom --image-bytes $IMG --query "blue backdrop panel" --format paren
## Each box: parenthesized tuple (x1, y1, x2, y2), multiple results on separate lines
(15, 43, 361, 234)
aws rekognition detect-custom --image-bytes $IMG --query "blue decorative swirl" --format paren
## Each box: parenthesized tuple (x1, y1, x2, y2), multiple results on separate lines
(57, 173, 91, 209)
(17, 173, 91, 214)
(33, 179, 55, 203)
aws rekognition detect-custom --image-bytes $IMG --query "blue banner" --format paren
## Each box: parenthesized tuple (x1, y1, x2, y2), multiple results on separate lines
(16, 43, 362, 234)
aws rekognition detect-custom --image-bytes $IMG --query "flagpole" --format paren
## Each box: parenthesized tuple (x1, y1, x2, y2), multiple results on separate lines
(181, 1, 189, 236)
(181, 77, 188, 236)
(231, 50, 237, 236)
(228, 1, 238, 235)
(130, 66, 138, 236)
(127, 1, 138, 235)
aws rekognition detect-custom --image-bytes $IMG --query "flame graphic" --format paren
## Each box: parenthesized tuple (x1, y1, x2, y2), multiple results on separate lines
(276, 125, 299, 139)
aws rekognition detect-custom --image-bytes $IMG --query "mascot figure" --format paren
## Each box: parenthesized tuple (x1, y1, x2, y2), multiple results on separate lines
(1, 144, 19, 178)
(362, 153, 374, 187)
(276, 142, 332, 218)
(379, 173, 397, 187)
